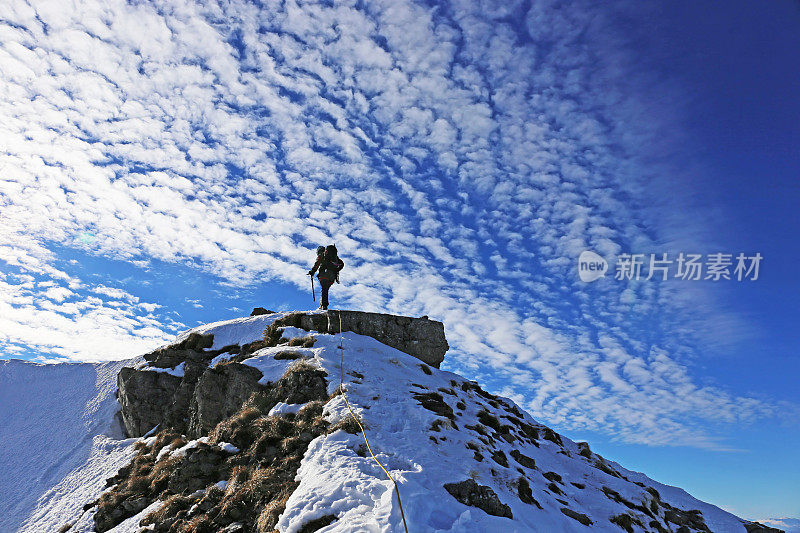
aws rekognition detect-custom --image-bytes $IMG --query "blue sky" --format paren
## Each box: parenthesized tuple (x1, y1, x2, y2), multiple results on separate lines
(0, 0, 797, 522)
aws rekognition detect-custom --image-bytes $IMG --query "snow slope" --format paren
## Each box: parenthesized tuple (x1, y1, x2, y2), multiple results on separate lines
(271, 329, 749, 532)
(0, 312, 301, 532)
(0, 358, 138, 532)
(4, 312, 757, 532)
(173, 313, 751, 532)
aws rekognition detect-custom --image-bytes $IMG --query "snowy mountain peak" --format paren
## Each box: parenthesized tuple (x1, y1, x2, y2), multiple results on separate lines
(4, 310, 784, 532)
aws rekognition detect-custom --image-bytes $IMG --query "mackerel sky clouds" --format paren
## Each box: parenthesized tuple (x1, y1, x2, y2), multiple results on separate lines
(1, 0, 798, 520)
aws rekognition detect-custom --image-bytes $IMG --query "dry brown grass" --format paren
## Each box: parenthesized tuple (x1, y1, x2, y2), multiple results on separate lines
(141, 493, 193, 526)
(226, 465, 249, 494)
(204, 483, 226, 501)
(328, 415, 362, 434)
(287, 336, 316, 348)
(296, 400, 325, 422)
(124, 474, 150, 494)
(152, 429, 182, 451)
(243, 467, 278, 496)
(217, 485, 245, 515)
(149, 455, 180, 494)
(262, 323, 286, 346)
(98, 334, 333, 532)
(273, 350, 304, 360)
(255, 495, 291, 532)
(216, 476, 265, 526)
(96, 489, 124, 511)
(209, 405, 262, 445)
(288, 359, 318, 373)
(241, 392, 275, 414)
(249, 431, 282, 457)
(132, 453, 152, 470)
(178, 514, 214, 533)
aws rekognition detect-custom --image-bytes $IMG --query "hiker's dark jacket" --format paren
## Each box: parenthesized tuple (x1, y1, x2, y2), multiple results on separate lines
(310, 255, 344, 281)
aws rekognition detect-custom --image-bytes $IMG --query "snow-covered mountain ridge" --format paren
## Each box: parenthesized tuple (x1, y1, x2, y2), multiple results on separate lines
(1, 310, 784, 532)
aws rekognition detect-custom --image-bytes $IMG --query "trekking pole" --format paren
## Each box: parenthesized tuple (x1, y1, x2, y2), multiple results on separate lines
(310, 274, 315, 302)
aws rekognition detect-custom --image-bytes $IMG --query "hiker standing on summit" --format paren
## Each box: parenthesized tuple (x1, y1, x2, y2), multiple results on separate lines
(308, 245, 344, 310)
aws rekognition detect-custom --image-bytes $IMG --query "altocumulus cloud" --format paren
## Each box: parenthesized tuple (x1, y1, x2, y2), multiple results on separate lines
(0, 227, 184, 361)
(0, 0, 790, 446)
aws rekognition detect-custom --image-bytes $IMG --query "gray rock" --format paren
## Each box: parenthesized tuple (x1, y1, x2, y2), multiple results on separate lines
(510, 449, 536, 469)
(117, 310, 448, 438)
(117, 367, 181, 437)
(576, 441, 592, 458)
(743, 522, 785, 533)
(560, 507, 593, 526)
(162, 360, 210, 433)
(443, 479, 513, 518)
(274, 310, 449, 368)
(117, 326, 268, 438)
(517, 477, 541, 508)
(187, 363, 264, 437)
(167, 446, 226, 494)
(122, 497, 148, 514)
(268, 363, 328, 405)
(181, 332, 214, 351)
(144, 333, 214, 368)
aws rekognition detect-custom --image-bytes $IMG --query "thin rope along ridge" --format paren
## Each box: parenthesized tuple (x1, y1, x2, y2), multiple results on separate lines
(336, 311, 410, 533)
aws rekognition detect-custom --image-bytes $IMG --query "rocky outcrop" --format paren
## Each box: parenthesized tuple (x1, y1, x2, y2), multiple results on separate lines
(117, 367, 182, 437)
(560, 507, 593, 526)
(188, 363, 265, 437)
(96, 310, 757, 533)
(117, 332, 267, 438)
(118, 310, 449, 438)
(267, 310, 449, 368)
(443, 479, 513, 519)
(96, 363, 333, 532)
(146, 332, 215, 368)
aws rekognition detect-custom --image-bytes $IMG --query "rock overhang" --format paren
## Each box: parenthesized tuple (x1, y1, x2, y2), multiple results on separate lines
(268, 309, 449, 368)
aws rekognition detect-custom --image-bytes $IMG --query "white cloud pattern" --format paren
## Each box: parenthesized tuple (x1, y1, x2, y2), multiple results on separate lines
(0, 0, 791, 447)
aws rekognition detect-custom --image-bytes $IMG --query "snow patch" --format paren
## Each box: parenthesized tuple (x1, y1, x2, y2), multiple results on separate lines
(4, 319, 755, 533)
(218, 442, 240, 454)
(175, 312, 286, 350)
(239, 346, 310, 385)
(106, 500, 162, 533)
(170, 437, 209, 459)
(143, 361, 185, 377)
(210, 352, 235, 367)
(276, 331, 751, 533)
(278, 326, 312, 340)
(268, 402, 306, 417)
(156, 443, 175, 462)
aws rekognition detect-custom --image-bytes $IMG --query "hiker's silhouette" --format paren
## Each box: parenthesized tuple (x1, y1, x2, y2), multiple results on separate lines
(308, 245, 344, 310)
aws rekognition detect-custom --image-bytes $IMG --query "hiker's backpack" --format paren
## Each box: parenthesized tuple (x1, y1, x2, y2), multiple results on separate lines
(318, 245, 344, 280)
